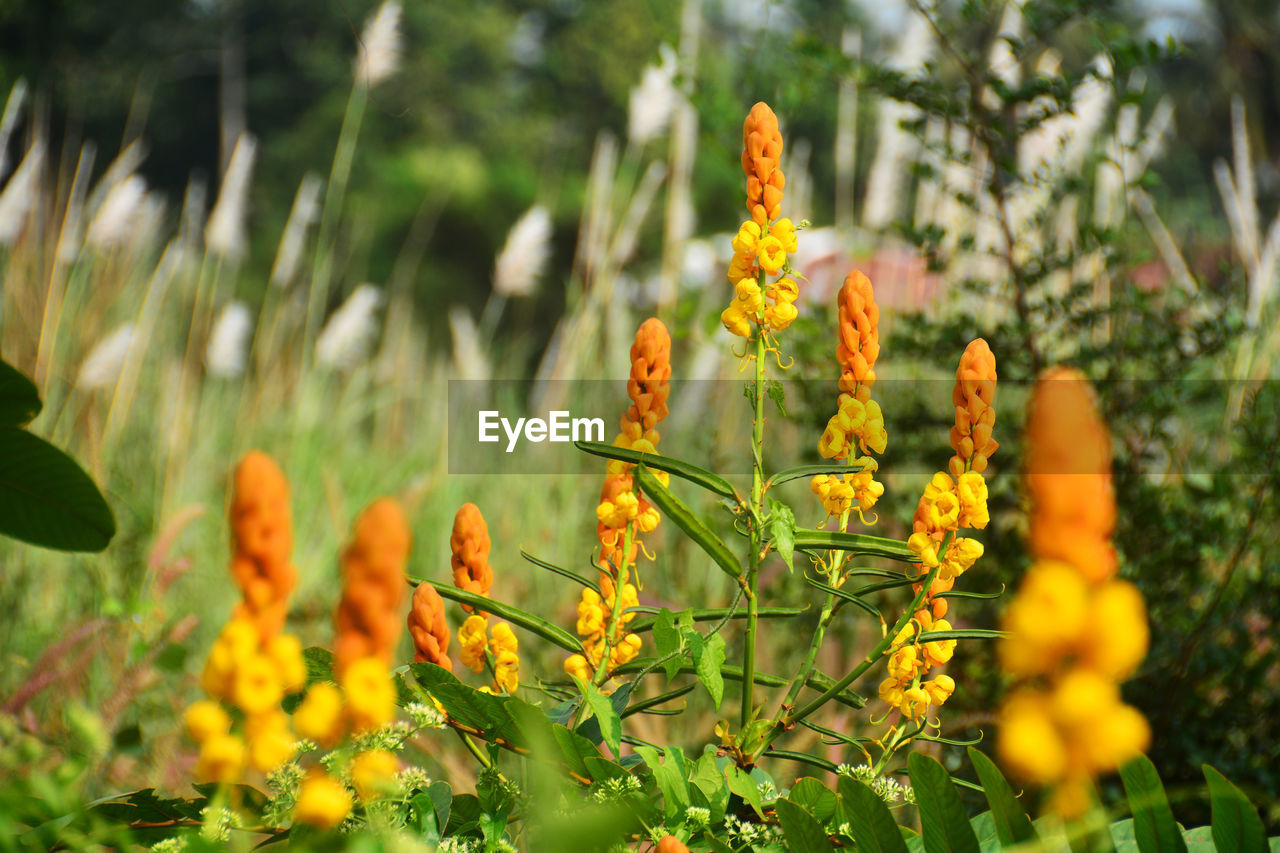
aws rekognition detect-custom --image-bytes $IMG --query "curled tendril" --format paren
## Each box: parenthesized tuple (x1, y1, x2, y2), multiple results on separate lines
(638, 540, 657, 563)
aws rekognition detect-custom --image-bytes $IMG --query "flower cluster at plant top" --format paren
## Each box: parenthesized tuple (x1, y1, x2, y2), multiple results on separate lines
(446, 503, 522, 694)
(566, 317, 672, 684)
(997, 368, 1150, 818)
(184, 452, 429, 830)
(812, 270, 887, 523)
(187, 452, 305, 784)
(721, 102, 800, 340)
(879, 339, 998, 721)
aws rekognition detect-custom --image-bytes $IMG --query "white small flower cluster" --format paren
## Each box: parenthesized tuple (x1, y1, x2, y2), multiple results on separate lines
(264, 761, 306, 825)
(724, 813, 782, 848)
(396, 765, 432, 794)
(198, 805, 240, 842)
(589, 775, 643, 804)
(149, 839, 187, 853)
(683, 805, 711, 829)
(352, 720, 413, 752)
(836, 763, 913, 805)
(756, 780, 779, 805)
(406, 701, 446, 729)
(439, 837, 483, 853)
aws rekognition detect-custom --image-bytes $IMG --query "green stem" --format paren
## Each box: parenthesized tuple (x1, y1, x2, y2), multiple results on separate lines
(787, 562, 941, 726)
(593, 520, 635, 688)
(741, 323, 766, 729)
(302, 76, 368, 377)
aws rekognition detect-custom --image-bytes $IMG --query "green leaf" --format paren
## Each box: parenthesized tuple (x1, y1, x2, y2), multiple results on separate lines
(1119, 755, 1186, 853)
(726, 765, 765, 818)
(792, 527, 916, 562)
(916, 629, 1008, 643)
(303, 646, 335, 683)
(766, 378, 788, 416)
(612, 658, 865, 708)
(636, 745, 690, 824)
(775, 798, 835, 852)
(968, 747, 1037, 846)
(520, 549, 601, 593)
(909, 752, 981, 853)
(769, 461, 870, 488)
(790, 778, 838, 823)
(574, 440, 737, 498)
(426, 781, 452, 834)
(768, 497, 797, 571)
(805, 576, 882, 619)
(934, 587, 1006, 600)
(629, 605, 806, 633)
(0, 427, 115, 552)
(622, 683, 695, 718)
(692, 632, 727, 709)
(0, 359, 41, 427)
(575, 677, 622, 758)
(420, 580, 583, 652)
(634, 464, 742, 581)
(1204, 765, 1267, 853)
(651, 608, 684, 680)
(837, 776, 910, 853)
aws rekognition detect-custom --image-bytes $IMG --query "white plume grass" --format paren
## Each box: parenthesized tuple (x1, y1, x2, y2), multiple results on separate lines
(205, 133, 257, 260)
(205, 301, 254, 378)
(87, 174, 148, 250)
(316, 284, 384, 371)
(356, 1, 402, 86)
(0, 141, 44, 246)
(77, 324, 135, 391)
(449, 307, 490, 382)
(271, 173, 323, 288)
(493, 204, 553, 298)
(628, 44, 678, 146)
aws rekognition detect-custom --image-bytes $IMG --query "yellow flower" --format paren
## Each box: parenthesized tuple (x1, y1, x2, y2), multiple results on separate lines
(636, 506, 661, 533)
(735, 279, 765, 314)
(764, 300, 797, 331)
(720, 302, 753, 338)
(731, 220, 763, 257)
(1050, 667, 1119, 729)
(246, 711, 296, 773)
(564, 654, 592, 682)
(596, 491, 638, 529)
(907, 532, 940, 569)
(767, 276, 798, 303)
(1080, 580, 1148, 681)
(956, 471, 989, 529)
(342, 656, 395, 733)
(922, 619, 956, 666)
(293, 683, 344, 747)
(294, 774, 352, 829)
(998, 690, 1067, 784)
(459, 614, 490, 673)
(998, 560, 1089, 677)
(267, 634, 307, 694)
(769, 218, 798, 253)
(1080, 702, 1149, 773)
(349, 749, 399, 800)
(183, 700, 231, 744)
(878, 677, 904, 708)
(727, 250, 756, 284)
(490, 622, 520, 693)
(887, 646, 919, 682)
(233, 653, 284, 716)
(923, 674, 955, 706)
(196, 732, 245, 784)
(939, 537, 984, 581)
(576, 589, 606, 636)
(900, 686, 929, 720)
(756, 235, 786, 274)
(610, 633, 643, 668)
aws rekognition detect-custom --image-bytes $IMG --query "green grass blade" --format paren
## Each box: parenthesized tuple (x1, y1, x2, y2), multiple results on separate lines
(627, 605, 806, 633)
(805, 576, 882, 619)
(574, 440, 737, 498)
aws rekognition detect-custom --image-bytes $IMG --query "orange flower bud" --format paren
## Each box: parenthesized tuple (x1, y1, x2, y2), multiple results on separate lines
(408, 581, 452, 671)
(742, 102, 785, 225)
(229, 452, 296, 641)
(948, 339, 999, 475)
(450, 502, 494, 612)
(626, 318, 672, 431)
(836, 270, 880, 399)
(335, 498, 411, 676)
